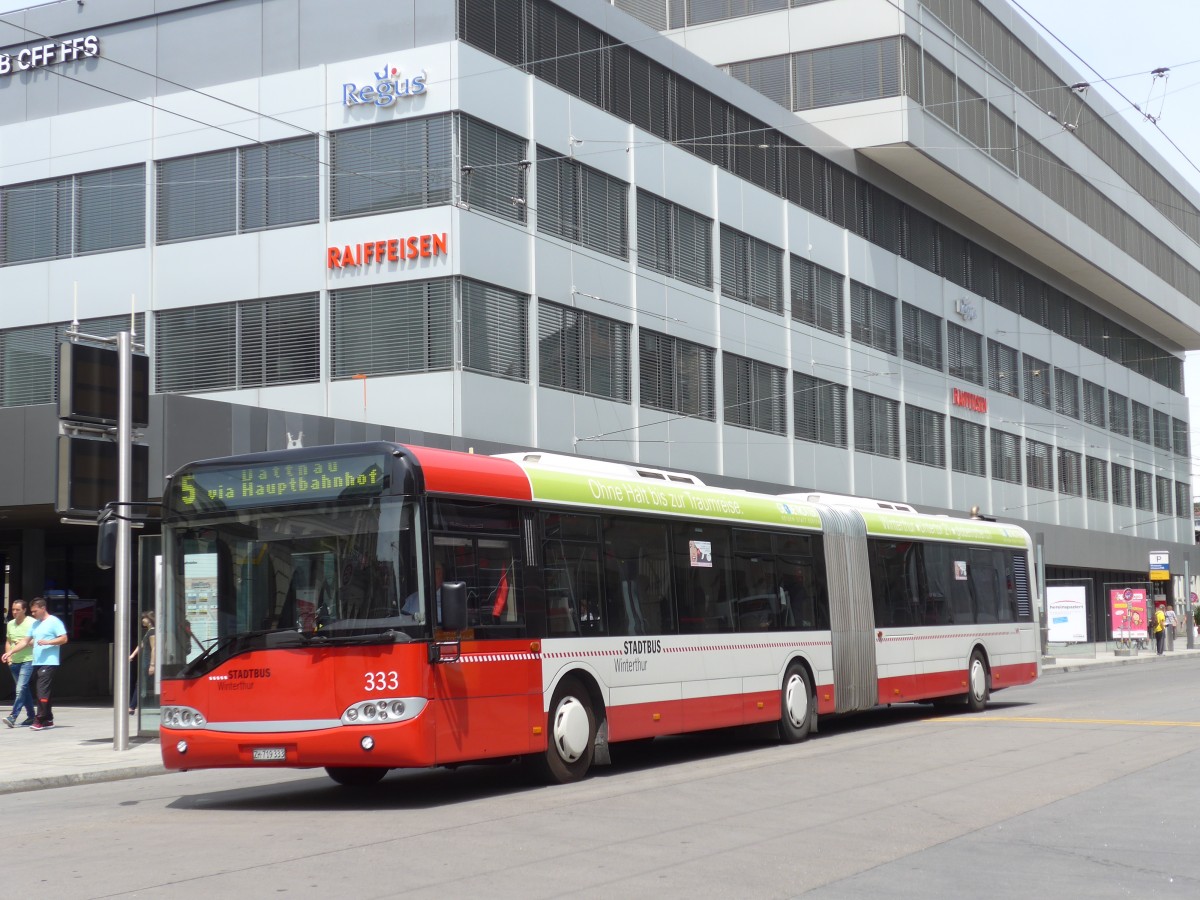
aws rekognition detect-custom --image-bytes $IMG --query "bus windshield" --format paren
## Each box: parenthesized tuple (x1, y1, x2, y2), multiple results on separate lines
(161, 498, 421, 676)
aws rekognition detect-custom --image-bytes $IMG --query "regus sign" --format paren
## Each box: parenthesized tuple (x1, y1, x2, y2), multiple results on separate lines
(342, 62, 427, 107)
(0, 35, 99, 76)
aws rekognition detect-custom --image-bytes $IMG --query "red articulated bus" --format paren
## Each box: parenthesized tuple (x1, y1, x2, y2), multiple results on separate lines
(157, 442, 1040, 786)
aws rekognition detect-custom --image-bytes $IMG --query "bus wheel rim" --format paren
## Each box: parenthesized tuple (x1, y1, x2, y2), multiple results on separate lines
(970, 659, 986, 699)
(552, 697, 590, 763)
(785, 674, 808, 728)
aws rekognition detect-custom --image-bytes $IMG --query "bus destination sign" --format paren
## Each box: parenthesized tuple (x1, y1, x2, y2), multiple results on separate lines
(171, 453, 389, 513)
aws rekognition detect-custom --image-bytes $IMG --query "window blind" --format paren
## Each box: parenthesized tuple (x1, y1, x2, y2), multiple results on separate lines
(724, 352, 785, 434)
(157, 150, 237, 243)
(462, 279, 528, 381)
(330, 115, 452, 219)
(330, 279, 453, 378)
(638, 328, 716, 420)
(794, 371, 846, 446)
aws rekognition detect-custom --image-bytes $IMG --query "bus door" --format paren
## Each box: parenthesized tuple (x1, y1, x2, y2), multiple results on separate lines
(426, 500, 541, 763)
(817, 507, 879, 713)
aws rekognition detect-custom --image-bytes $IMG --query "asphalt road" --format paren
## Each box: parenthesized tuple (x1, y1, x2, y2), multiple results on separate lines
(11, 661, 1200, 899)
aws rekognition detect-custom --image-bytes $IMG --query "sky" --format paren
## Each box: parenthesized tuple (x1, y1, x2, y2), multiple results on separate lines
(1, 0, 1199, 472)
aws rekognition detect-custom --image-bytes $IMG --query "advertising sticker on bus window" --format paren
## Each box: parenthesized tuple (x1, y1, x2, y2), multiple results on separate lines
(954, 560, 967, 581)
(689, 541, 712, 568)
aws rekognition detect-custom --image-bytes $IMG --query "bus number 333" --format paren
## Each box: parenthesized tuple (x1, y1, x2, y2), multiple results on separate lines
(365, 671, 399, 691)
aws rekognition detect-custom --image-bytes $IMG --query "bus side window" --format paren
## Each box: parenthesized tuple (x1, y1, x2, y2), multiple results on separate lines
(542, 512, 603, 636)
(603, 516, 673, 636)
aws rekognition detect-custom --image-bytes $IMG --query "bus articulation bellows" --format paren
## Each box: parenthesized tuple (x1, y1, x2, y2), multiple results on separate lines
(156, 442, 1040, 786)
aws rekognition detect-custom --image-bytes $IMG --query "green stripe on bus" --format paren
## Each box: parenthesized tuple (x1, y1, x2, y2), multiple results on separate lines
(861, 511, 1028, 546)
(526, 469, 823, 529)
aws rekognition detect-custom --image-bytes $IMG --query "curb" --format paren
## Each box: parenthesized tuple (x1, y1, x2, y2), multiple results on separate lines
(0, 764, 169, 796)
(1043, 652, 1200, 675)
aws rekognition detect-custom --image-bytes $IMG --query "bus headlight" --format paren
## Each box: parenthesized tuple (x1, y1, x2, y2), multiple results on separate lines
(340, 697, 426, 725)
(162, 706, 207, 729)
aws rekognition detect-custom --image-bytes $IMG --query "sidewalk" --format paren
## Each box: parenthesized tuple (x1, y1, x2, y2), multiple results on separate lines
(0, 706, 166, 795)
(3, 645, 1200, 795)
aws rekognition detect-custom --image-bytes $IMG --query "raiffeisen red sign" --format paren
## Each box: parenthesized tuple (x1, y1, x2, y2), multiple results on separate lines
(327, 233, 448, 269)
(952, 388, 987, 413)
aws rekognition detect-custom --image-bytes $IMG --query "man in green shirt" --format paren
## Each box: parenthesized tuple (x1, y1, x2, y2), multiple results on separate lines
(2, 599, 35, 727)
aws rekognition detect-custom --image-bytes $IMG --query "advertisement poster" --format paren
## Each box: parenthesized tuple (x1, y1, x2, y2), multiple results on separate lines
(1110, 587, 1148, 641)
(1046, 584, 1088, 642)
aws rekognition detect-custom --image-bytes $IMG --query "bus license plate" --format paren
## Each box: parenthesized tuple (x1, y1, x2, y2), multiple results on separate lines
(252, 747, 286, 762)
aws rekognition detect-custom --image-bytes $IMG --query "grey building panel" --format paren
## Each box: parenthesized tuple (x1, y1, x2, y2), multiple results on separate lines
(156, 0, 266, 95)
(21, 404, 58, 506)
(0, 408, 30, 505)
(261, 0, 301, 76)
(297, 0, 419, 68)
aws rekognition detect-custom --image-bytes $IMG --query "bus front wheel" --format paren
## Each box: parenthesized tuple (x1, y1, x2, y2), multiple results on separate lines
(536, 676, 597, 784)
(779, 664, 813, 743)
(325, 766, 388, 787)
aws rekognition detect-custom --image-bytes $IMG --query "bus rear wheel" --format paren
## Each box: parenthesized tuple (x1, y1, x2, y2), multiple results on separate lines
(325, 766, 388, 787)
(779, 664, 813, 743)
(535, 677, 597, 784)
(966, 650, 990, 712)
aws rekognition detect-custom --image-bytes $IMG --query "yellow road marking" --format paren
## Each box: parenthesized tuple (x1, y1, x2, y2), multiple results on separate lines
(943, 716, 1200, 727)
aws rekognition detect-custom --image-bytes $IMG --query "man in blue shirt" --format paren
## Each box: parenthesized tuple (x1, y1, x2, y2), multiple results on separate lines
(7, 598, 69, 730)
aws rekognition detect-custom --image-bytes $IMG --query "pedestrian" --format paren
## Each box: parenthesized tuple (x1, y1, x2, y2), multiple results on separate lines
(128, 612, 156, 715)
(1154, 603, 1167, 655)
(2, 599, 36, 727)
(5, 598, 69, 730)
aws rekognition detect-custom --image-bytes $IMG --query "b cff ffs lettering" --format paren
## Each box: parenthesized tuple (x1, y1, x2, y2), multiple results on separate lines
(0, 35, 99, 76)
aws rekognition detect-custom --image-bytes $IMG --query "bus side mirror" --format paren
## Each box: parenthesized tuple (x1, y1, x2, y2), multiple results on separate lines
(97, 514, 118, 570)
(441, 581, 467, 632)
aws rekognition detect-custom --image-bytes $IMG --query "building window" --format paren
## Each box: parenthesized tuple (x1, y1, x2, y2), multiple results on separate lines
(1108, 391, 1130, 436)
(537, 146, 628, 259)
(794, 371, 846, 447)
(639, 329, 716, 420)
(538, 300, 630, 401)
(991, 428, 1022, 484)
(791, 37, 903, 111)
(1131, 401, 1151, 444)
(1058, 449, 1082, 496)
(987, 339, 1020, 398)
(1176, 482, 1190, 520)
(2, 165, 145, 264)
(1156, 475, 1174, 516)
(850, 281, 896, 354)
(720, 226, 783, 313)
(0, 315, 141, 407)
(1085, 456, 1108, 502)
(1082, 380, 1106, 428)
(459, 114, 529, 223)
(790, 256, 843, 335)
(461, 279, 528, 381)
(637, 190, 712, 288)
(158, 137, 318, 242)
(951, 417, 986, 476)
(723, 353, 786, 434)
(905, 404, 945, 467)
(1026, 439, 1053, 490)
(155, 295, 319, 393)
(1152, 409, 1172, 451)
(330, 116, 451, 220)
(1054, 369, 1079, 419)
(1022, 354, 1050, 409)
(947, 323, 982, 384)
(1134, 470, 1153, 512)
(1173, 418, 1189, 457)
(1112, 463, 1132, 507)
(331, 278, 454, 378)
(853, 390, 900, 458)
(901, 303, 943, 371)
